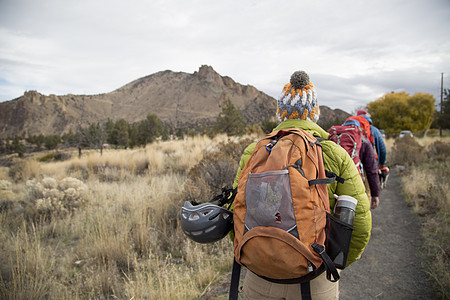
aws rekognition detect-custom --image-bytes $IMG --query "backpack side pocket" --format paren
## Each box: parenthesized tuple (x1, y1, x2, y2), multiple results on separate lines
(325, 212, 353, 269)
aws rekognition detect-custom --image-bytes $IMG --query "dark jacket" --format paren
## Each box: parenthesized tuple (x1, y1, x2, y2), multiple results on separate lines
(360, 137, 380, 197)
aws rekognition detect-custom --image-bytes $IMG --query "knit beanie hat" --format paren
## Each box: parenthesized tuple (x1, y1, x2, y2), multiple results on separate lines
(357, 110, 369, 116)
(276, 71, 320, 123)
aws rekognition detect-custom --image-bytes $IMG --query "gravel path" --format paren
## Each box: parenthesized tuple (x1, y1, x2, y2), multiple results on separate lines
(339, 169, 435, 299)
(199, 169, 436, 299)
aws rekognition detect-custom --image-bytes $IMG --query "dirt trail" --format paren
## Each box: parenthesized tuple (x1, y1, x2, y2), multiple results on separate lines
(339, 169, 435, 299)
(199, 169, 436, 299)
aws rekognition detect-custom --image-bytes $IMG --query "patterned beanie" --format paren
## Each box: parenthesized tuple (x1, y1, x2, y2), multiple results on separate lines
(276, 71, 320, 123)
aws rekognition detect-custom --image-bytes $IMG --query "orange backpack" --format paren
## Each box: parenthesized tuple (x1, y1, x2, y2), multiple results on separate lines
(231, 128, 345, 293)
(347, 115, 373, 144)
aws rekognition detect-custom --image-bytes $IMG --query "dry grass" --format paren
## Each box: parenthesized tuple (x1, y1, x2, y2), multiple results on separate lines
(389, 135, 450, 299)
(0, 134, 255, 299)
(2, 132, 448, 298)
(8, 159, 41, 182)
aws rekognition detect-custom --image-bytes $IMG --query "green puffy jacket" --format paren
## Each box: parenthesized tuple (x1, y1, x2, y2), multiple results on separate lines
(232, 119, 372, 266)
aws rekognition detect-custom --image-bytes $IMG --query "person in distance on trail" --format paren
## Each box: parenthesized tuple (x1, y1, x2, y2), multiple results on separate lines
(356, 110, 387, 169)
(232, 71, 372, 300)
(341, 118, 381, 210)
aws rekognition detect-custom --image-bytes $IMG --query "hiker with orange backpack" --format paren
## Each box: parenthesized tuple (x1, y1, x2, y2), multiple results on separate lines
(356, 110, 387, 169)
(328, 118, 380, 210)
(229, 71, 372, 299)
(345, 114, 382, 204)
(356, 110, 389, 190)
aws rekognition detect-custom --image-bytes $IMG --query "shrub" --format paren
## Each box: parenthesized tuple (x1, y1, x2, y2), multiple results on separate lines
(390, 136, 425, 166)
(0, 167, 9, 180)
(0, 179, 15, 212)
(0, 179, 11, 191)
(184, 138, 253, 203)
(38, 154, 55, 162)
(216, 138, 254, 160)
(261, 119, 278, 134)
(9, 160, 41, 182)
(427, 140, 450, 161)
(38, 153, 72, 162)
(245, 124, 264, 135)
(53, 152, 72, 161)
(26, 177, 89, 217)
(185, 152, 237, 203)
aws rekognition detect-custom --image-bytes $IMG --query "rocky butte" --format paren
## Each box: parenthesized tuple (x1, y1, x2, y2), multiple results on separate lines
(0, 65, 349, 138)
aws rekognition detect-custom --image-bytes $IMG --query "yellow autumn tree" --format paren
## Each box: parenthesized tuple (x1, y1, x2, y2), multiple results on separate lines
(367, 92, 435, 134)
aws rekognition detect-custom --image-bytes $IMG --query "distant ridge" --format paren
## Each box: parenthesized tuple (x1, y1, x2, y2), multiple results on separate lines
(0, 65, 349, 138)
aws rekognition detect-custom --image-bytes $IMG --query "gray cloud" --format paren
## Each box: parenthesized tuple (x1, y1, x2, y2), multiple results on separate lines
(1, 0, 449, 113)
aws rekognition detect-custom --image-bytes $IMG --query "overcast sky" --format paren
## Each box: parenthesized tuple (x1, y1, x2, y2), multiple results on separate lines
(1, 0, 449, 113)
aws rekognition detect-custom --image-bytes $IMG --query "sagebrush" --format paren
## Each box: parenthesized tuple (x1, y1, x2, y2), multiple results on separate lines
(393, 137, 450, 299)
(0, 134, 257, 299)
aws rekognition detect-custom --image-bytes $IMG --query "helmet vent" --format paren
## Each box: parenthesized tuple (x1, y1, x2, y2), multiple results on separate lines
(205, 225, 217, 233)
(188, 213, 200, 221)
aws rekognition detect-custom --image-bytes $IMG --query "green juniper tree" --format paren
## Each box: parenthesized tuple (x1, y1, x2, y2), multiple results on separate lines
(213, 98, 246, 136)
(436, 89, 450, 129)
(12, 136, 26, 157)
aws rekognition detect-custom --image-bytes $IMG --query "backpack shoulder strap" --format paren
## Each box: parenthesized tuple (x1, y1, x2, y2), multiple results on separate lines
(229, 259, 241, 300)
(309, 136, 345, 186)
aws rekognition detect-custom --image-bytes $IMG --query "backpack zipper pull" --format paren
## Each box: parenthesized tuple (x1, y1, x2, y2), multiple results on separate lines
(308, 261, 313, 272)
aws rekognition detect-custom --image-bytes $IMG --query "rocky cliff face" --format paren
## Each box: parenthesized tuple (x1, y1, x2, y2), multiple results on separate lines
(316, 106, 351, 131)
(0, 65, 349, 138)
(0, 65, 277, 137)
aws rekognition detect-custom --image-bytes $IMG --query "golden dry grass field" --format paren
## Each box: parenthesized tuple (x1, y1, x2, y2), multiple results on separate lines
(0, 134, 259, 299)
(0, 133, 448, 299)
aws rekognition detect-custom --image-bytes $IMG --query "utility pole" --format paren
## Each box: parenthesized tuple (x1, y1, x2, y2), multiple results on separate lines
(440, 72, 444, 137)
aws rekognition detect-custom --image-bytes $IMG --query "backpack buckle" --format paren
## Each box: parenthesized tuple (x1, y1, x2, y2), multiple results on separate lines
(312, 242, 325, 255)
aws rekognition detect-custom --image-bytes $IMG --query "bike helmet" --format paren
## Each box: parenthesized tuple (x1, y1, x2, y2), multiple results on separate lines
(180, 201, 233, 243)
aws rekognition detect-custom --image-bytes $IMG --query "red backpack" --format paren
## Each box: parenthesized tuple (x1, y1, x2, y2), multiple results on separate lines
(328, 120, 364, 180)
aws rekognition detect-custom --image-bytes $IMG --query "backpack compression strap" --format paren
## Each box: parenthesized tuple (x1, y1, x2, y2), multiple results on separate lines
(308, 170, 345, 186)
(312, 243, 340, 282)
